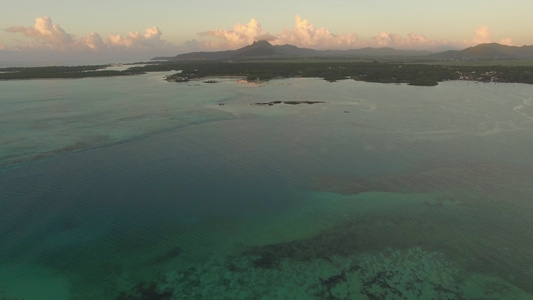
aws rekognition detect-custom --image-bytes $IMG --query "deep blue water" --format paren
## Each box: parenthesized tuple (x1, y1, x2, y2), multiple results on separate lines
(1, 76, 533, 299)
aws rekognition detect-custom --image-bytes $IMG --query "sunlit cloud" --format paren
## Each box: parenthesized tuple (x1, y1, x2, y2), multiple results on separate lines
(195, 15, 360, 50)
(3, 16, 175, 58)
(499, 38, 514, 46)
(472, 26, 492, 45)
(107, 26, 170, 50)
(275, 15, 358, 49)
(371, 32, 426, 48)
(5, 16, 76, 51)
(469, 25, 513, 46)
(194, 15, 456, 51)
(2, 15, 521, 61)
(81, 32, 106, 51)
(197, 18, 268, 49)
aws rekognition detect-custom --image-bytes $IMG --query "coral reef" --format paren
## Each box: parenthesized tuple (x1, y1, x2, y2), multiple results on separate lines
(158, 247, 467, 299)
(115, 282, 172, 300)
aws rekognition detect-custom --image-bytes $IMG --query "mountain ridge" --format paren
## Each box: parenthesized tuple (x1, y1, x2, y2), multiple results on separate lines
(430, 43, 533, 60)
(152, 41, 533, 61)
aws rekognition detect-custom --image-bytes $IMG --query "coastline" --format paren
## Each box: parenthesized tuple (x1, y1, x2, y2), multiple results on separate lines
(2, 60, 533, 85)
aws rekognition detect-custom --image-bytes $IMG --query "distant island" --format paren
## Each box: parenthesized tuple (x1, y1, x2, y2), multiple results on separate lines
(0, 65, 144, 80)
(153, 40, 533, 62)
(2, 42, 533, 86)
(156, 42, 533, 86)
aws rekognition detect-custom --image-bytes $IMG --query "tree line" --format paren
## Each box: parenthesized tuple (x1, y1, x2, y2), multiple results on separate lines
(2, 61, 533, 86)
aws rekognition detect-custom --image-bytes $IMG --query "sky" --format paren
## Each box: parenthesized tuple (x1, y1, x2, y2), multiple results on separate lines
(1, 0, 532, 62)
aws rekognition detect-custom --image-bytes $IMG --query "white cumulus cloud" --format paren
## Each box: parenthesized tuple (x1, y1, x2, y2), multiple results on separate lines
(368, 32, 450, 49)
(469, 25, 513, 46)
(4, 16, 175, 58)
(472, 26, 493, 45)
(3, 15, 520, 60)
(107, 26, 171, 50)
(5, 16, 76, 51)
(193, 15, 458, 51)
(80, 32, 106, 51)
(197, 18, 268, 49)
(275, 15, 358, 49)
(499, 37, 514, 46)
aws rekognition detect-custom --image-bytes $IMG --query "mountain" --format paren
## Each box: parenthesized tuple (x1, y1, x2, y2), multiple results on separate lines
(152, 41, 533, 61)
(153, 40, 290, 61)
(430, 43, 533, 60)
(231, 40, 285, 58)
(322, 47, 431, 57)
(152, 40, 430, 61)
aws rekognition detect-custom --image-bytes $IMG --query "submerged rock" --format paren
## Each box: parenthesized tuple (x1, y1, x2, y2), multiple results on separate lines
(252, 100, 324, 106)
(157, 247, 472, 299)
(151, 246, 183, 264)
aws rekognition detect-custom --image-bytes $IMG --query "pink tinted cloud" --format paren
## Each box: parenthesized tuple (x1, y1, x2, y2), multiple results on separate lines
(4, 16, 174, 55)
(367, 32, 453, 50)
(469, 25, 513, 46)
(197, 18, 268, 49)
(275, 15, 358, 49)
(194, 18, 517, 51)
(499, 38, 513, 46)
(196, 15, 457, 51)
(81, 32, 106, 51)
(107, 26, 170, 50)
(3, 16, 519, 58)
(6, 16, 76, 51)
(195, 15, 360, 49)
(472, 26, 493, 44)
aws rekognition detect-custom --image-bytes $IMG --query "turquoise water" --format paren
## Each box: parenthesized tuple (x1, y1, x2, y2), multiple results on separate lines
(1, 75, 533, 299)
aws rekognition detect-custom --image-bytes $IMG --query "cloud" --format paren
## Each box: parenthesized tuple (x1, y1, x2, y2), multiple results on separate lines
(3, 16, 520, 60)
(367, 32, 453, 50)
(470, 25, 513, 46)
(197, 18, 268, 49)
(472, 26, 492, 45)
(196, 15, 359, 50)
(81, 32, 106, 51)
(275, 15, 358, 49)
(6, 16, 75, 51)
(255, 34, 278, 42)
(106, 26, 173, 51)
(499, 38, 513, 46)
(195, 15, 455, 51)
(4, 16, 175, 58)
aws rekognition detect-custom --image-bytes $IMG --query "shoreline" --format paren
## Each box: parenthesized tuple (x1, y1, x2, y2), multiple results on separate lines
(3, 60, 533, 85)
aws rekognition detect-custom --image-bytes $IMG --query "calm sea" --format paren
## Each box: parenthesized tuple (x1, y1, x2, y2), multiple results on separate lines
(1, 73, 533, 299)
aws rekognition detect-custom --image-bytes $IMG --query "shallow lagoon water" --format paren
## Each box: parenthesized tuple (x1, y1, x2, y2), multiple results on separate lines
(1, 74, 533, 299)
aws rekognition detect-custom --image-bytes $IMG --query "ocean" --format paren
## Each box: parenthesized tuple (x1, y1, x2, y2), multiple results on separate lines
(1, 73, 533, 299)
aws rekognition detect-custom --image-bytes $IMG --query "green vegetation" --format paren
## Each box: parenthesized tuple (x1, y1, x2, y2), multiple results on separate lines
(158, 60, 533, 85)
(452, 65, 533, 84)
(160, 61, 442, 85)
(0, 65, 144, 80)
(408, 77, 439, 86)
(2, 60, 533, 86)
(160, 61, 459, 85)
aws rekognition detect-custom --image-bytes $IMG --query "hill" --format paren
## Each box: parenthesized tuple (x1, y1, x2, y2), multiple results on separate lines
(153, 41, 286, 61)
(430, 43, 533, 60)
(153, 41, 533, 62)
(152, 40, 431, 61)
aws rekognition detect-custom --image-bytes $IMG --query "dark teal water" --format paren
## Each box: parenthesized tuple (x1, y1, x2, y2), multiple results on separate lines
(1, 76, 533, 299)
